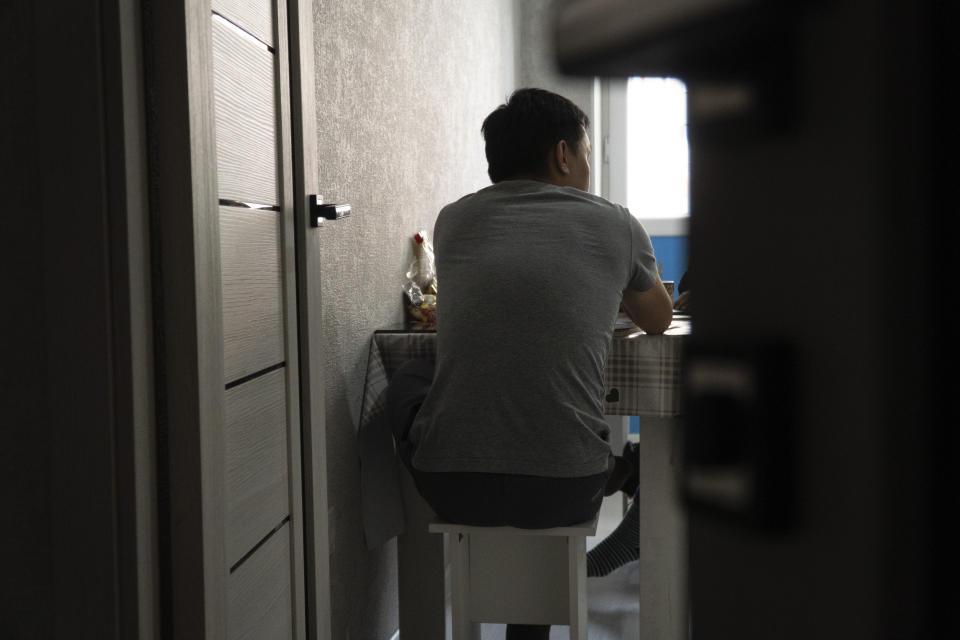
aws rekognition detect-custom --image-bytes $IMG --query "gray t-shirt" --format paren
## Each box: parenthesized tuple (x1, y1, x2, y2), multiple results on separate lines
(408, 179, 659, 478)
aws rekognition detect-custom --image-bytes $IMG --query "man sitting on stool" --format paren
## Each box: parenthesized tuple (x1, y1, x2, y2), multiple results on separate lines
(387, 87, 672, 640)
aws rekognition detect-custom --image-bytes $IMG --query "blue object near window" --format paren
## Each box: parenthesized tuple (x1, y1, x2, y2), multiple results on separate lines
(650, 236, 688, 299)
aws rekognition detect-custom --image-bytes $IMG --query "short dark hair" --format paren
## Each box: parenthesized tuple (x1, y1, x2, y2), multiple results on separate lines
(481, 88, 590, 183)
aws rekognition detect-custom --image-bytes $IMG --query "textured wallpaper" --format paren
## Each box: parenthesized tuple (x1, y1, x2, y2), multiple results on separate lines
(310, 1, 599, 636)
(517, 0, 595, 133)
(311, 1, 513, 637)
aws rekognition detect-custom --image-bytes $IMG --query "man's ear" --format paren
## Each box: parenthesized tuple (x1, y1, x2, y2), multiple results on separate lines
(554, 139, 571, 175)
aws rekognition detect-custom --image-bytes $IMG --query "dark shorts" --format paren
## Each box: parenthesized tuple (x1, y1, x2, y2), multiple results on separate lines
(387, 359, 612, 529)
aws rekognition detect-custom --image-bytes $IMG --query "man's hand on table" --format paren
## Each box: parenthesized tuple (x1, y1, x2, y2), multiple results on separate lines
(621, 282, 673, 335)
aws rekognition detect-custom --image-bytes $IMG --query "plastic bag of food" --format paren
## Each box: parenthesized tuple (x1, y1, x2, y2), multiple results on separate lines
(402, 231, 437, 328)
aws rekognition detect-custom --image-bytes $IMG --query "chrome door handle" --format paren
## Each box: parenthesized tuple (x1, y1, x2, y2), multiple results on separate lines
(309, 195, 351, 226)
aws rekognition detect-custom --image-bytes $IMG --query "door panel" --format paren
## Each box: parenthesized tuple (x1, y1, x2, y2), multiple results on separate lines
(145, 0, 310, 635)
(225, 368, 290, 566)
(212, 16, 279, 206)
(211, 0, 302, 637)
(228, 522, 293, 640)
(219, 204, 284, 382)
(213, 0, 275, 48)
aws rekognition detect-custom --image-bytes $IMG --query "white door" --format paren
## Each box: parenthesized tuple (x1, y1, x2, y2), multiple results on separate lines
(210, 1, 306, 637)
(146, 1, 329, 637)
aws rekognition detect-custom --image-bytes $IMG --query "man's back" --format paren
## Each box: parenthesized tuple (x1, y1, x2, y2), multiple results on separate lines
(408, 179, 659, 478)
(388, 87, 670, 638)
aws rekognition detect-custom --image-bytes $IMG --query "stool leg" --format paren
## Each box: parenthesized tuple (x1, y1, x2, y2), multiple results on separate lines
(568, 535, 588, 640)
(451, 533, 481, 640)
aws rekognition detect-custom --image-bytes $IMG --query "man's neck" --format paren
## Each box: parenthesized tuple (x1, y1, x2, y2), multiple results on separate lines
(502, 173, 573, 189)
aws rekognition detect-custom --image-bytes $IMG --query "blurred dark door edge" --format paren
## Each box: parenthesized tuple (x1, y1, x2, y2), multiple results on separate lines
(554, 0, 957, 637)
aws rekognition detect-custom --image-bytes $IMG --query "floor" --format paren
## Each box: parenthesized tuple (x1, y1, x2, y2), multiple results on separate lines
(445, 492, 640, 640)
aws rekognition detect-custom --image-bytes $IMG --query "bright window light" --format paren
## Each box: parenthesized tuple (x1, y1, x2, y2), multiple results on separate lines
(626, 77, 689, 219)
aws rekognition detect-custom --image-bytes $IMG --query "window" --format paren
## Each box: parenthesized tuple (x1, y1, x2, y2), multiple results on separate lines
(626, 78, 689, 221)
(602, 77, 690, 237)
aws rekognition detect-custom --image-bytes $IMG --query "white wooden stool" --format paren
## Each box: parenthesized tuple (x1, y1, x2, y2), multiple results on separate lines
(429, 516, 598, 640)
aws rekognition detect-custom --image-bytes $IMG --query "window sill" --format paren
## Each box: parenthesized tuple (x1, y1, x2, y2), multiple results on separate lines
(638, 216, 688, 237)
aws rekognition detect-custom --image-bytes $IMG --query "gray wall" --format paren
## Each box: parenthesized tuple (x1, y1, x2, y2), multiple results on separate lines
(310, 1, 514, 637)
(516, 0, 594, 123)
(516, 0, 598, 191)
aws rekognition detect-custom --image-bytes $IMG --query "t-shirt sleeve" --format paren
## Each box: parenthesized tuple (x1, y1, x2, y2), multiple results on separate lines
(626, 213, 659, 292)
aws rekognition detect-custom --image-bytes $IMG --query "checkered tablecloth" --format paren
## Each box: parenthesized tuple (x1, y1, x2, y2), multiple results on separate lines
(360, 323, 687, 427)
(357, 321, 688, 548)
(358, 331, 439, 433)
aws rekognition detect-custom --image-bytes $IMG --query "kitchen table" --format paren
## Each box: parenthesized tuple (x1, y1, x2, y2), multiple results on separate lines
(356, 318, 689, 639)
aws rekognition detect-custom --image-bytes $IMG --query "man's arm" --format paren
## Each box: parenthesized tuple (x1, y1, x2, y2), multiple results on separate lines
(622, 283, 673, 335)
